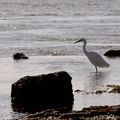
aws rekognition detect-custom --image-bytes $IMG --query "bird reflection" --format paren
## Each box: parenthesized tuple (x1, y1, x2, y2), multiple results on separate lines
(94, 71, 106, 80)
(87, 71, 109, 92)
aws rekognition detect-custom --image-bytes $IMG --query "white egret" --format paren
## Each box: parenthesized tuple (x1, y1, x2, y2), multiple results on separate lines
(74, 38, 110, 73)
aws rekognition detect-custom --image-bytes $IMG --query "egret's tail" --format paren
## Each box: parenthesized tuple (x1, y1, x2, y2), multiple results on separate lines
(104, 62, 110, 67)
(98, 61, 110, 68)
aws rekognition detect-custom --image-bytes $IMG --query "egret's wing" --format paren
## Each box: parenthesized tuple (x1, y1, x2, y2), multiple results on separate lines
(87, 52, 110, 67)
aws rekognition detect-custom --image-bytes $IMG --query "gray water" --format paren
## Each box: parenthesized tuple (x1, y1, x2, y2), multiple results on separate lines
(0, 0, 120, 119)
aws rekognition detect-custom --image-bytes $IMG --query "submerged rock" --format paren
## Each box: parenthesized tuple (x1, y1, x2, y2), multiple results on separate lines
(11, 71, 74, 112)
(104, 50, 120, 57)
(74, 89, 83, 93)
(95, 90, 103, 94)
(13, 53, 29, 60)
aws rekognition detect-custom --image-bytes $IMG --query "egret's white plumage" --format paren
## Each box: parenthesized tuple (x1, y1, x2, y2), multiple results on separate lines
(74, 38, 110, 73)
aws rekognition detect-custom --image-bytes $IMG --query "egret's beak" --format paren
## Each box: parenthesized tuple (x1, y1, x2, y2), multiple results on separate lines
(74, 40, 82, 44)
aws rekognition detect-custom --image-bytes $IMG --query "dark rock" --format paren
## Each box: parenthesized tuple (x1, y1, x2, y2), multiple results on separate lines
(95, 90, 103, 94)
(104, 50, 120, 57)
(11, 71, 74, 112)
(13, 53, 29, 60)
(74, 89, 83, 93)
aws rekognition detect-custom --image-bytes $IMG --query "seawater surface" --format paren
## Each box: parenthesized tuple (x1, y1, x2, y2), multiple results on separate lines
(0, 0, 120, 119)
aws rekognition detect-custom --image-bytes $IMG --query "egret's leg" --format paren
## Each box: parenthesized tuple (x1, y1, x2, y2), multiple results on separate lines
(95, 66, 98, 74)
(95, 66, 98, 78)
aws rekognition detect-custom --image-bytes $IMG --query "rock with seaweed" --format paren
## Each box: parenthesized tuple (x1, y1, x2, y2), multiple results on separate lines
(25, 105, 120, 120)
(106, 84, 120, 93)
(11, 71, 74, 112)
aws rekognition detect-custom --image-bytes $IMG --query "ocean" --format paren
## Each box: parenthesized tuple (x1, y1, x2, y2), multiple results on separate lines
(0, 0, 120, 119)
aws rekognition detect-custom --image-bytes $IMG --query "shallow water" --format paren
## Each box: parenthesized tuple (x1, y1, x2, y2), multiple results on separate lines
(0, 56, 120, 119)
(0, 0, 120, 119)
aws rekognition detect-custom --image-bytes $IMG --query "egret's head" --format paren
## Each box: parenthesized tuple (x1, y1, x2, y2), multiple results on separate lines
(74, 38, 86, 44)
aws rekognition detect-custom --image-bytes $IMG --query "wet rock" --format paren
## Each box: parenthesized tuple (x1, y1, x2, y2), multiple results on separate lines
(75, 89, 106, 95)
(104, 50, 120, 57)
(91, 85, 120, 94)
(13, 53, 29, 60)
(26, 105, 120, 120)
(74, 89, 83, 93)
(95, 90, 103, 94)
(11, 71, 74, 112)
(85, 85, 120, 94)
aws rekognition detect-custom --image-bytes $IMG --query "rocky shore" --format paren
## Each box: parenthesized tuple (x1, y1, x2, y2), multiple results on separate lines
(24, 84, 120, 120)
(25, 105, 120, 120)
(11, 71, 120, 120)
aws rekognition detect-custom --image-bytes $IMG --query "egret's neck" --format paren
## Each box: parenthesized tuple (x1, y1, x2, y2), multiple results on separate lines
(83, 41, 88, 54)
